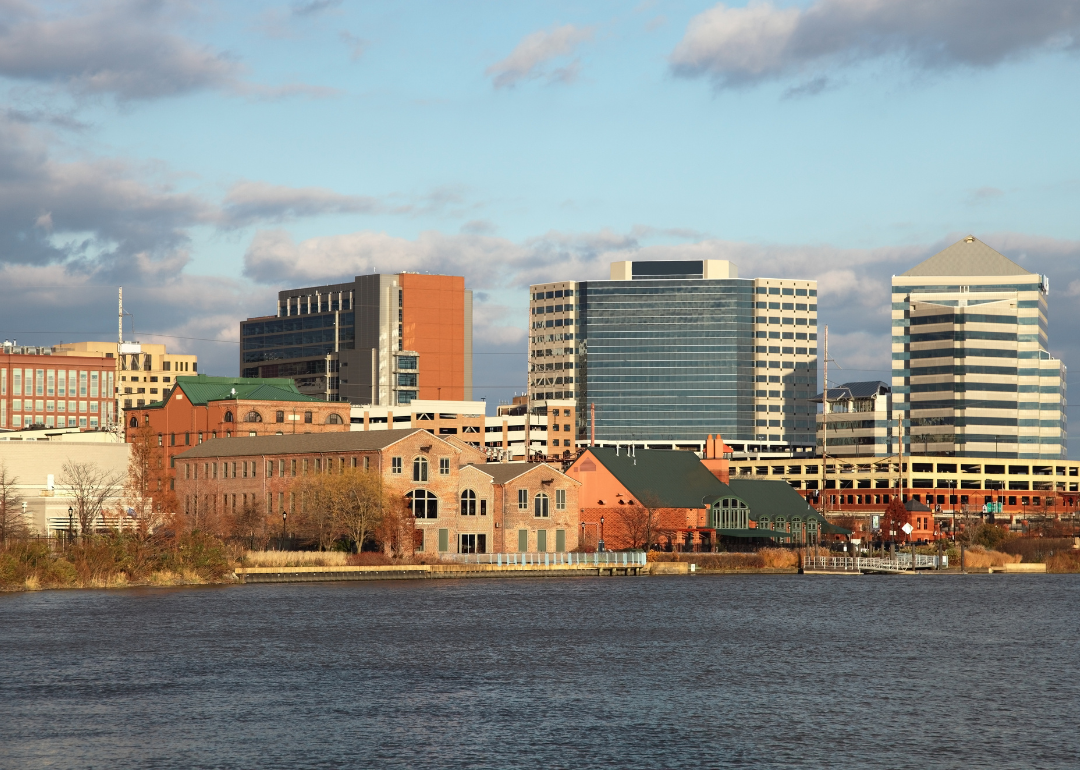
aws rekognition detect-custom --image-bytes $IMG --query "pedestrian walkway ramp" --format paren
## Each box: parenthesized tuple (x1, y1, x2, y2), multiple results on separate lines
(803, 555, 948, 574)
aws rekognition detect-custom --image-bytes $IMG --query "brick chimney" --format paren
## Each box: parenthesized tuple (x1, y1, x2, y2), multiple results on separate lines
(701, 433, 731, 484)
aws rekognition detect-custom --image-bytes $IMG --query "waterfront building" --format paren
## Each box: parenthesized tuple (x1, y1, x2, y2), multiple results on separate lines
(174, 429, 580, 554)
(0, 438, 129, 536)
(814, 381, 893, 458)
(892, 236, 1067, 460)
(529, 259, 818, 457)
(52, 340, 197, 420)
(239, 274, 473, 405)
(0, 343, 118, 431)
(125, 375, 345, 492)
(565, 446, 840, 551)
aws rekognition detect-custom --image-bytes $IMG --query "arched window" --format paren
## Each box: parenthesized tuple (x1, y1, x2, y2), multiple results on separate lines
(245, 411, 262, 423)
(534, 493, 549, 518)
(460, 489, 476, 515)
(276, 411, 284, 423)
(129, 416, 139, 428)
(223, 411, 234, 423)
(413, 456, 428, 482)
(407, 489, 439, 519)
(326, 413, 344, 424)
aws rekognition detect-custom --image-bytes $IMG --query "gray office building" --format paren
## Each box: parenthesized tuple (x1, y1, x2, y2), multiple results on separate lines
(528, 260, 819, 456)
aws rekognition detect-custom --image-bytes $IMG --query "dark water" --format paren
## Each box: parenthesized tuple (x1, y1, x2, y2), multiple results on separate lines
(1, 575, 1078, 770)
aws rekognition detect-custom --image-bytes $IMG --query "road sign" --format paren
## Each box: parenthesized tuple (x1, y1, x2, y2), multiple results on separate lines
(901, 523, 914, 535)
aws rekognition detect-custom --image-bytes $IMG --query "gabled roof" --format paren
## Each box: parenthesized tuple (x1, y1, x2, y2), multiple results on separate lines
(175, 428, 439, 459)
(905, 498, 932, 512)
(579, 447, 727, 508)
(812, 381, 890, 402)
(901, 236, 1033, 277)
(172, 375, 320, 406)
(727, 479, 825, 522)
(466, 462, 574, 485)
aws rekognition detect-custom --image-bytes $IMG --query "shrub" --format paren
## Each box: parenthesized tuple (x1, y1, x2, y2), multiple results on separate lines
(1000, 538, 1075, 564)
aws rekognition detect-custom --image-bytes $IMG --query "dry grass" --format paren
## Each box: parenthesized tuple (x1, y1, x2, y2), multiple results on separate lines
(962, 546, 1021, 568)
(648, 548, 799, 570)
(242, 550, 351, 568)
(1046, 551, 1080, 573)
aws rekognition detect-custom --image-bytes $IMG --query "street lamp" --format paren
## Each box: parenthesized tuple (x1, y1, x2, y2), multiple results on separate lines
(68, 505, 74, 546)
(281, 510, 288, 550)
(598, 516, 605, 552)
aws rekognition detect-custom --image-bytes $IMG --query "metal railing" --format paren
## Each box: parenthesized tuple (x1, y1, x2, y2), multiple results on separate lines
(803, 554, 948, 572)
(445, 551, 646, 567)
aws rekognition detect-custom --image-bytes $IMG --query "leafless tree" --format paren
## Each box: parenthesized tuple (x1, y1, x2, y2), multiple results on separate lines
(60, 460, 125, 540)
(334, 469, 388, 554)
(0, 461, 29, 542)
(376, 495, 416, 558)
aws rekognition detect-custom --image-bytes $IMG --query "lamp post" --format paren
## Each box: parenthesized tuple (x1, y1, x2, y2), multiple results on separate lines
(68, 505, 74, 547)
(598, 516, 605, 552)
(281, 510, 288, 550)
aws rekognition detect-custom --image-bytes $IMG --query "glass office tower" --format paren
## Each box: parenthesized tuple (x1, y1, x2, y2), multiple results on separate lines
(528, 260, 818, 456)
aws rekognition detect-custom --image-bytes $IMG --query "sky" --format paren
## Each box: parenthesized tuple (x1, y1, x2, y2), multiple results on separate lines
(3, 0, 1080, 453)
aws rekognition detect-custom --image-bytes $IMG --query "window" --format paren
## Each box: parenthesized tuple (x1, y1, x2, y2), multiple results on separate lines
(439, 457, 450, 475)
(391, 457, 402, 474)
(534, 493, 549, 518)
(518, 529, 528, 552)
(518, 489, 528, 510)
(129, 416, 138, 428)
(291, 459, 297, 476)
(245, 411, 262, 423)
(555, 529, 566, 552)
(555, 489, 566, 510)
(276, 411, 284, 423)
(459, 533, 486, 554)
(407, 489, 439, 519)
(267, 461, 274, 477)
(224, 411, 234, 422)
(413, 456, 428, 482)
(537, 530, 548, 552)
(326, 413, 344, 424)
(304, 411, 313, 424)
(461, 489, 477, 515)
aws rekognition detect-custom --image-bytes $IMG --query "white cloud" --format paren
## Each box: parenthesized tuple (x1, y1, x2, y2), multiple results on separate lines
(670, 0, 1080, 90)
(486, 24, 595, 88)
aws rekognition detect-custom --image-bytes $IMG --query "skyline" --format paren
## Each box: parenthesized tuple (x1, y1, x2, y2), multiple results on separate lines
(2, 1, 1080, 455)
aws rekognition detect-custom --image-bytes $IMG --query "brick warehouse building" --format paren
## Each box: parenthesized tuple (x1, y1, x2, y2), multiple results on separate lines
(127, 375, 348, 492)
(174, 428, 580, 554)
(566, 446, 841, 551)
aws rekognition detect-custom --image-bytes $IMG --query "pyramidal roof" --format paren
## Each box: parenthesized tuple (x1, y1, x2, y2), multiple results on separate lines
(901, 236, 1033, 277)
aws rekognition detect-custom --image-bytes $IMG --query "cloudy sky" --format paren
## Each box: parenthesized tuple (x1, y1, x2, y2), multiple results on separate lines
(3, 0, 1080, 452)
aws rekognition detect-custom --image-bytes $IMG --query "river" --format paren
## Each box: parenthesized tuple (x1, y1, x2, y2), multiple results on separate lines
(1, 574, 1078, 769)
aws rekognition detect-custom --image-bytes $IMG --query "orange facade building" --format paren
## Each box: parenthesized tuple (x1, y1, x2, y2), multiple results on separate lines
(1, 344, 118, 431)
(240, 273, 472, 406)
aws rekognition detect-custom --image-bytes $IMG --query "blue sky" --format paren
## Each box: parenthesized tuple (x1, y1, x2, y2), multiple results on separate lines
(3, 0, 1080, 451)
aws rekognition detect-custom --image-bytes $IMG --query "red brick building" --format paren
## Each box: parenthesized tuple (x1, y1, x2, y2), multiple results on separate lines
(1, 344, 118, 431)
(174, 428, 581, 554)
(127, 375, 347, 492)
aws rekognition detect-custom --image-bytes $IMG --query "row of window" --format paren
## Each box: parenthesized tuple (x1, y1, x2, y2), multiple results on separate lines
(3, 414, 98, 429)
(407, 489, 568, 519)
(0, 368, 102, 398)
(186, 454, 375, 480)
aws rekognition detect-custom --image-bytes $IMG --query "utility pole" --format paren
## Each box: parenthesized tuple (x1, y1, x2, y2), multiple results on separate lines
(821, 325, 835, 514)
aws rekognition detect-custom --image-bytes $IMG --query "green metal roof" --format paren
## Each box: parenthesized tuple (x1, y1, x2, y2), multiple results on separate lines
(172, 375, 319, 406)
(728, 479, 825, 523)
(583, 447, 728, 508)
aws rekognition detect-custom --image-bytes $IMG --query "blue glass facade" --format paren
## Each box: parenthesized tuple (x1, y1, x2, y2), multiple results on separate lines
(580, 279, 756, 444)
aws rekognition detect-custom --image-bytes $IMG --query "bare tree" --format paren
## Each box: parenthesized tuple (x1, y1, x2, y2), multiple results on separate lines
(375, 495, 415, 558)
(289, 474, 337, 550)
(0, 461, 29, 543)
(61, 460, 125, 540)
(334, 469, 388, 554)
